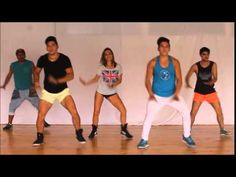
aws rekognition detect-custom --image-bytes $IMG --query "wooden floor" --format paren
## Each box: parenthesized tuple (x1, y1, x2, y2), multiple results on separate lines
(0, 125, 234, 155)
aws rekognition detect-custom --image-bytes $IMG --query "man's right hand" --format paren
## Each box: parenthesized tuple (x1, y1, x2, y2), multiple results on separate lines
(149, 93, 157, 101)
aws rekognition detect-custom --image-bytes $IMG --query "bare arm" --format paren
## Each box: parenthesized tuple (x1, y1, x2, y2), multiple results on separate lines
(145, 58, 156, 100)
(172, 58, 182, 100)
(57, 67, 74, 83)
(79, 74, 100, 86)
(185, 64, 197, 88)
(84, 75, 100, 85)
(34, 67, 42, 89)
(0, 66, 13, 89)
(204, 63, 217, 85)
(31, 62, 37, 87)
(48, 67, 74, 85)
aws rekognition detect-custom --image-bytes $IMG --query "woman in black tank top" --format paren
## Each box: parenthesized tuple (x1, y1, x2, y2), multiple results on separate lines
(194, 61, 216, 94)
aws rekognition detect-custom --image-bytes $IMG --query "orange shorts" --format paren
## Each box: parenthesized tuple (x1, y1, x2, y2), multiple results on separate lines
(193, 92, 219, 103)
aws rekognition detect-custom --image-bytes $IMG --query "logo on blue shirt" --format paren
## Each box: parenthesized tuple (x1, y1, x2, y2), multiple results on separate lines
(159, 70, 170, 80)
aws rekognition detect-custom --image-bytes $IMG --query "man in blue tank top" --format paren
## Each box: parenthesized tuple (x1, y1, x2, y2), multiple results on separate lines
(137, 37, 196, 149)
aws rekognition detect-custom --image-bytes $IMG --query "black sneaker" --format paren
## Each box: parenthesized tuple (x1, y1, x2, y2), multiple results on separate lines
(220, 128, 231, 136)
(33, 133, 44, 146)
(88, 124, 98, 139)
(3, 123, 13, 131)
(121, 123, 133, 139)
(44, 121, 51, 128)
(76, 129, 86, 144)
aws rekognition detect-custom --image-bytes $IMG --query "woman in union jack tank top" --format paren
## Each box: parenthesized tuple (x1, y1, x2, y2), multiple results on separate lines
(79, 48, 133, 139)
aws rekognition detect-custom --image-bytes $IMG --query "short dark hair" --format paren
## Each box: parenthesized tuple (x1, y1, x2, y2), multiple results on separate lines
(15, 48, 25, 55)
(45, 36, 58, 45)
(200, 47, 210, 55)
(157, 37, 170, 47)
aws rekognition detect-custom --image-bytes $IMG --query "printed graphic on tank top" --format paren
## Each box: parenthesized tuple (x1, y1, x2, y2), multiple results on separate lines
(194, 61, 216, 94)
(152, 55, 176, 97)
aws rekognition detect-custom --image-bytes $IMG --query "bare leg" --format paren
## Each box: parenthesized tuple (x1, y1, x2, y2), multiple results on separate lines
(210, 101, 224, 129)
(36, 100, 52, 133)
(60, 95, 86, 142)
(190, 101, 202, 128)
(107, 94, 127, 125)
(8, 115, 14, 124)
(107, 94, 133, 138)
(91, 92, 104, 126)
(60, 95, 82, 130)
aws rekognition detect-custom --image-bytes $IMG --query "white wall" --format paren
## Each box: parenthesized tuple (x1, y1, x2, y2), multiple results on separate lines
(0, 23, 234, 125)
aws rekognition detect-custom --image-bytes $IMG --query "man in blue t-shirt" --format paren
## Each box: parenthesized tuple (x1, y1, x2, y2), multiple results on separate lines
(0, 49, 50, 130)
(137, 37, 196, 149)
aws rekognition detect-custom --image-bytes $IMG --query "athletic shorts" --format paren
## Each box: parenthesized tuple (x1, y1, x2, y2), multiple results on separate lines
(193, 92, 219, 103)
(102, 93, 117, 99)
(96, 91, 117, 99)
(41, 88, 70, 104)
